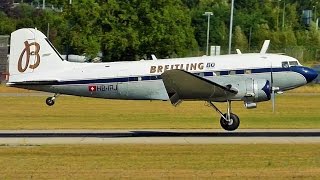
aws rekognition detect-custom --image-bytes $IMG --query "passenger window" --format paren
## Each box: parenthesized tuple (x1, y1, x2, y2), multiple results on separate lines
(289, 61, 298, 66)
(245, 69, 251, 74)
(229, 71, 236, 75)
(282, 62, 289, 68)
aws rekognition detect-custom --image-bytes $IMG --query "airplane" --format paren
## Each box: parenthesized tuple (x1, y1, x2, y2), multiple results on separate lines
(6, 28, 318, 131)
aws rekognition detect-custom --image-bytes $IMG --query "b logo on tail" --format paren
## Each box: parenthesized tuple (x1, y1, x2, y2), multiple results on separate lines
(18, 41, 41, 72)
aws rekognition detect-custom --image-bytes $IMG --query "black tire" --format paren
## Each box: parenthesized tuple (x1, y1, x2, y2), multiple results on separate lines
(220, 113, 240, 131)
(46, 97, 55, 106)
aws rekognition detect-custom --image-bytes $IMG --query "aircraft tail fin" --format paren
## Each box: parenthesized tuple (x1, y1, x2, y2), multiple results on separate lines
(8, 28, 65, 83)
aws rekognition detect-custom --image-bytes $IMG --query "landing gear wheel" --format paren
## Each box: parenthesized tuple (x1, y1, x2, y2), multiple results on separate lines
(46, 97, 55, 106)
(220, 113, 240, 131)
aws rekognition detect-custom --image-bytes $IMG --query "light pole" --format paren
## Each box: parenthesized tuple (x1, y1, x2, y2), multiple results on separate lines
(203, 12, 213, 56)
(228, 0, 234, 54)
(66, 0, 72, 61)
(282, 0, 286, 29)
(277, 0, 281, 30)
(314, 4, 318, 22)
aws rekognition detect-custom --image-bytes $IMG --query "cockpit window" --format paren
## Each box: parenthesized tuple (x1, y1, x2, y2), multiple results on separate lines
(289, 61, 299, 66)
(282, 62, 289, 68)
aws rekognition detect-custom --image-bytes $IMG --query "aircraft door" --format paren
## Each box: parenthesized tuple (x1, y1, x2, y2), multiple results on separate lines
(117, 69, 128, 98)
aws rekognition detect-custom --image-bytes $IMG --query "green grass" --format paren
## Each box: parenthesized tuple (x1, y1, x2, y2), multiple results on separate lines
(0, 93, 319, 129)
(0, 144, 319, 179)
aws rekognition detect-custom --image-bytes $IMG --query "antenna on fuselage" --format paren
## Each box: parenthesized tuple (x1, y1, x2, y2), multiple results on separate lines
(260, 40, 270, 54)
(151, 54, 157, 60)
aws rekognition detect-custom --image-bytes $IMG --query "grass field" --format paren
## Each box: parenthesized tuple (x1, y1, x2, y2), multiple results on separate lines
(0, 144, 319, 179)
(0, 85, 319, 129)
(0, 87, 319, 179)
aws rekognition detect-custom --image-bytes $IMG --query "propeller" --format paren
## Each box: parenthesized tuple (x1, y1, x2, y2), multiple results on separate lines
(260, 40, 276, 112)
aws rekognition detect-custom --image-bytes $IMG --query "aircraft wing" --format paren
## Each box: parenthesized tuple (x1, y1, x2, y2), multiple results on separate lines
(161, 70, 238, 106)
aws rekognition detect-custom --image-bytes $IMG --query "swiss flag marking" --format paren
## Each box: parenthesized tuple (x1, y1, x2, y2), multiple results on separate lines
(88, 85, 97, 92)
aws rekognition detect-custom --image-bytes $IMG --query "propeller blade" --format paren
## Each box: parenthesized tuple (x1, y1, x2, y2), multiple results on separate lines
(272, 89, 275, 113)
(270, 62, 275, 113)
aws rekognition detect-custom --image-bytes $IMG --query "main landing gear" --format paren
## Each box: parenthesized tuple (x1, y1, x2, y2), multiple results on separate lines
(46, 93, 59, 106)
(207, 101, 240, 131)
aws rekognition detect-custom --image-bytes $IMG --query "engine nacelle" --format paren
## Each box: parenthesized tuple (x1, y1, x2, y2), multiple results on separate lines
(243, 78, 271, 103)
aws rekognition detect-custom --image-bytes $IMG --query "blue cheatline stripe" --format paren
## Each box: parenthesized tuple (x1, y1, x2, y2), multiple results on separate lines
(129, 77, 138, 81)
(220, 71, 229, 75)
(56, 67, 291, 85)
(58, 77, 129, 85)
(204, 72, 213, 76)
(236, 70, 244, 74)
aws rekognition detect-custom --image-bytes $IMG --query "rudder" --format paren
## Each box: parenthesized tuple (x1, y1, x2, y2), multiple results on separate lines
(8, 28, 65, 83)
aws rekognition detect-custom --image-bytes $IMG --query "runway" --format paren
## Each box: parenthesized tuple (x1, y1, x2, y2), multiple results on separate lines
(0, 129, 319, 145)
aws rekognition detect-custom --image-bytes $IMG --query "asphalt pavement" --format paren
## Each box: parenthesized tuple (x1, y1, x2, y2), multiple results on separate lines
(0, 129, 319, 145)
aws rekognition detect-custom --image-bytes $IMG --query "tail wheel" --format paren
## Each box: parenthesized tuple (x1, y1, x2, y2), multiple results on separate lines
(220, 113, 240, 131)
(46, 97, 55, 106)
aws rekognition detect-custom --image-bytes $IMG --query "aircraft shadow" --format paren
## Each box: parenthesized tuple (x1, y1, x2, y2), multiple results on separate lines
(0, 131, 319, 138)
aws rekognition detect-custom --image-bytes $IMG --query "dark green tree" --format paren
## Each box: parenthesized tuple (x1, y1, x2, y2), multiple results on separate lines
(191, 0, 229, 53)
(0, 12, 15, 35)
(233, 26, 248, 52)
(62, 0, 102, 58)
(100, 0, 198, 61)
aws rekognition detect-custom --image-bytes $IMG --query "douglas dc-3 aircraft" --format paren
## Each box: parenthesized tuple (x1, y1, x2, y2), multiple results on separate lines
(7, 28, 318, 131)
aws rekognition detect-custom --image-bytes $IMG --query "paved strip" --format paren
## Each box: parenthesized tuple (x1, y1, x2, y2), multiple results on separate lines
(0, 129, 319, 145)
(0, 129, 320, 137)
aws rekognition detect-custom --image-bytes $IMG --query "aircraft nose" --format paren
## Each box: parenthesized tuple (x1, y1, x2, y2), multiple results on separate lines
(290, 66, 318, 83)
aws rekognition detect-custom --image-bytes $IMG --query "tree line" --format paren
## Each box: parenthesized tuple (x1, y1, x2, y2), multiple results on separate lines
(0, 0, 320, 62)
